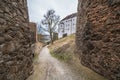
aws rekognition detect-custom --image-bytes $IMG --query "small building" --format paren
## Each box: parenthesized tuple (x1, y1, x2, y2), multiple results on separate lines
(58, 13, 77, 38)
(29, 22, 37, 42)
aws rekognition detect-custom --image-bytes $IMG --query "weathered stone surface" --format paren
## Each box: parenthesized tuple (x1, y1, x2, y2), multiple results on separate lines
(0, 37, 5, 44)
(0, 0, 33, 80)
(4, 34, 13, 41)
(76, 0, 120, 80)
(2, 41, 16, 53)
(29, 22, 37, 42)
(108, 0, 120, 6)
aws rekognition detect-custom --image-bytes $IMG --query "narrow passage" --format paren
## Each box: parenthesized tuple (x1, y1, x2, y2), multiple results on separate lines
(27, 46, 81, 80)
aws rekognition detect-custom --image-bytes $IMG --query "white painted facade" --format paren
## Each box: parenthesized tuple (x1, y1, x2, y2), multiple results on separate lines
(58, 13, 77, 38)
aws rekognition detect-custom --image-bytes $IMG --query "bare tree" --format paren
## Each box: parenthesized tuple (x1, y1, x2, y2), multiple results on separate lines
(41, 9, 60, 44)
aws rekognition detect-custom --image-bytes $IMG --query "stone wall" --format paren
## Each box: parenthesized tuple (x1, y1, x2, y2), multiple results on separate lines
(29, 22, 37, 43)
(76, 0, 120, 80)
(0, 0, 33, 80)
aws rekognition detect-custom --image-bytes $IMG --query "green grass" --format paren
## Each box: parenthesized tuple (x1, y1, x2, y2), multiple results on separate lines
(50, 51, 72, 62)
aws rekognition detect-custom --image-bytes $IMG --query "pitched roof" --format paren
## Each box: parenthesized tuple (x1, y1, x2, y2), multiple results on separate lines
(61, 13, 77, 22)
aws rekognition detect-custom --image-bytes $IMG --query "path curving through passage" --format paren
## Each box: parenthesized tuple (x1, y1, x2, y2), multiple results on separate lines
(28, 46, 82, 80)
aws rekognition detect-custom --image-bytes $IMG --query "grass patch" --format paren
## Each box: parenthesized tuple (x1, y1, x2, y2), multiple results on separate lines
(50, 51, 72, 62)
(51, 51, 107, 80)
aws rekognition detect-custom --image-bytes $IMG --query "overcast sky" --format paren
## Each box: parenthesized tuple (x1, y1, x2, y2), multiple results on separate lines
(27, 0, 78, 23)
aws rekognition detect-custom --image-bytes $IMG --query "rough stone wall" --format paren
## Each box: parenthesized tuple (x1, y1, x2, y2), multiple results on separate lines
(29, 22, 37, 42)
(76, 0, 120, 80)
(0, 0, 33, 80)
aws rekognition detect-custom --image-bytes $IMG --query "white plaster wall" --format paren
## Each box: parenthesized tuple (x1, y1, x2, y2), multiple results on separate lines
(58, 17, 76, 38)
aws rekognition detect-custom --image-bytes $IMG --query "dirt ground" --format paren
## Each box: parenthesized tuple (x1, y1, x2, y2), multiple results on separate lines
(48, 34, 108, 80)
(27, 46, 81, 80)
(27, 35, 107, 80)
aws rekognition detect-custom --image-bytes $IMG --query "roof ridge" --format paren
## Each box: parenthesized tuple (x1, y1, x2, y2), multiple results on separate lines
(60, 13, 77, 22)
